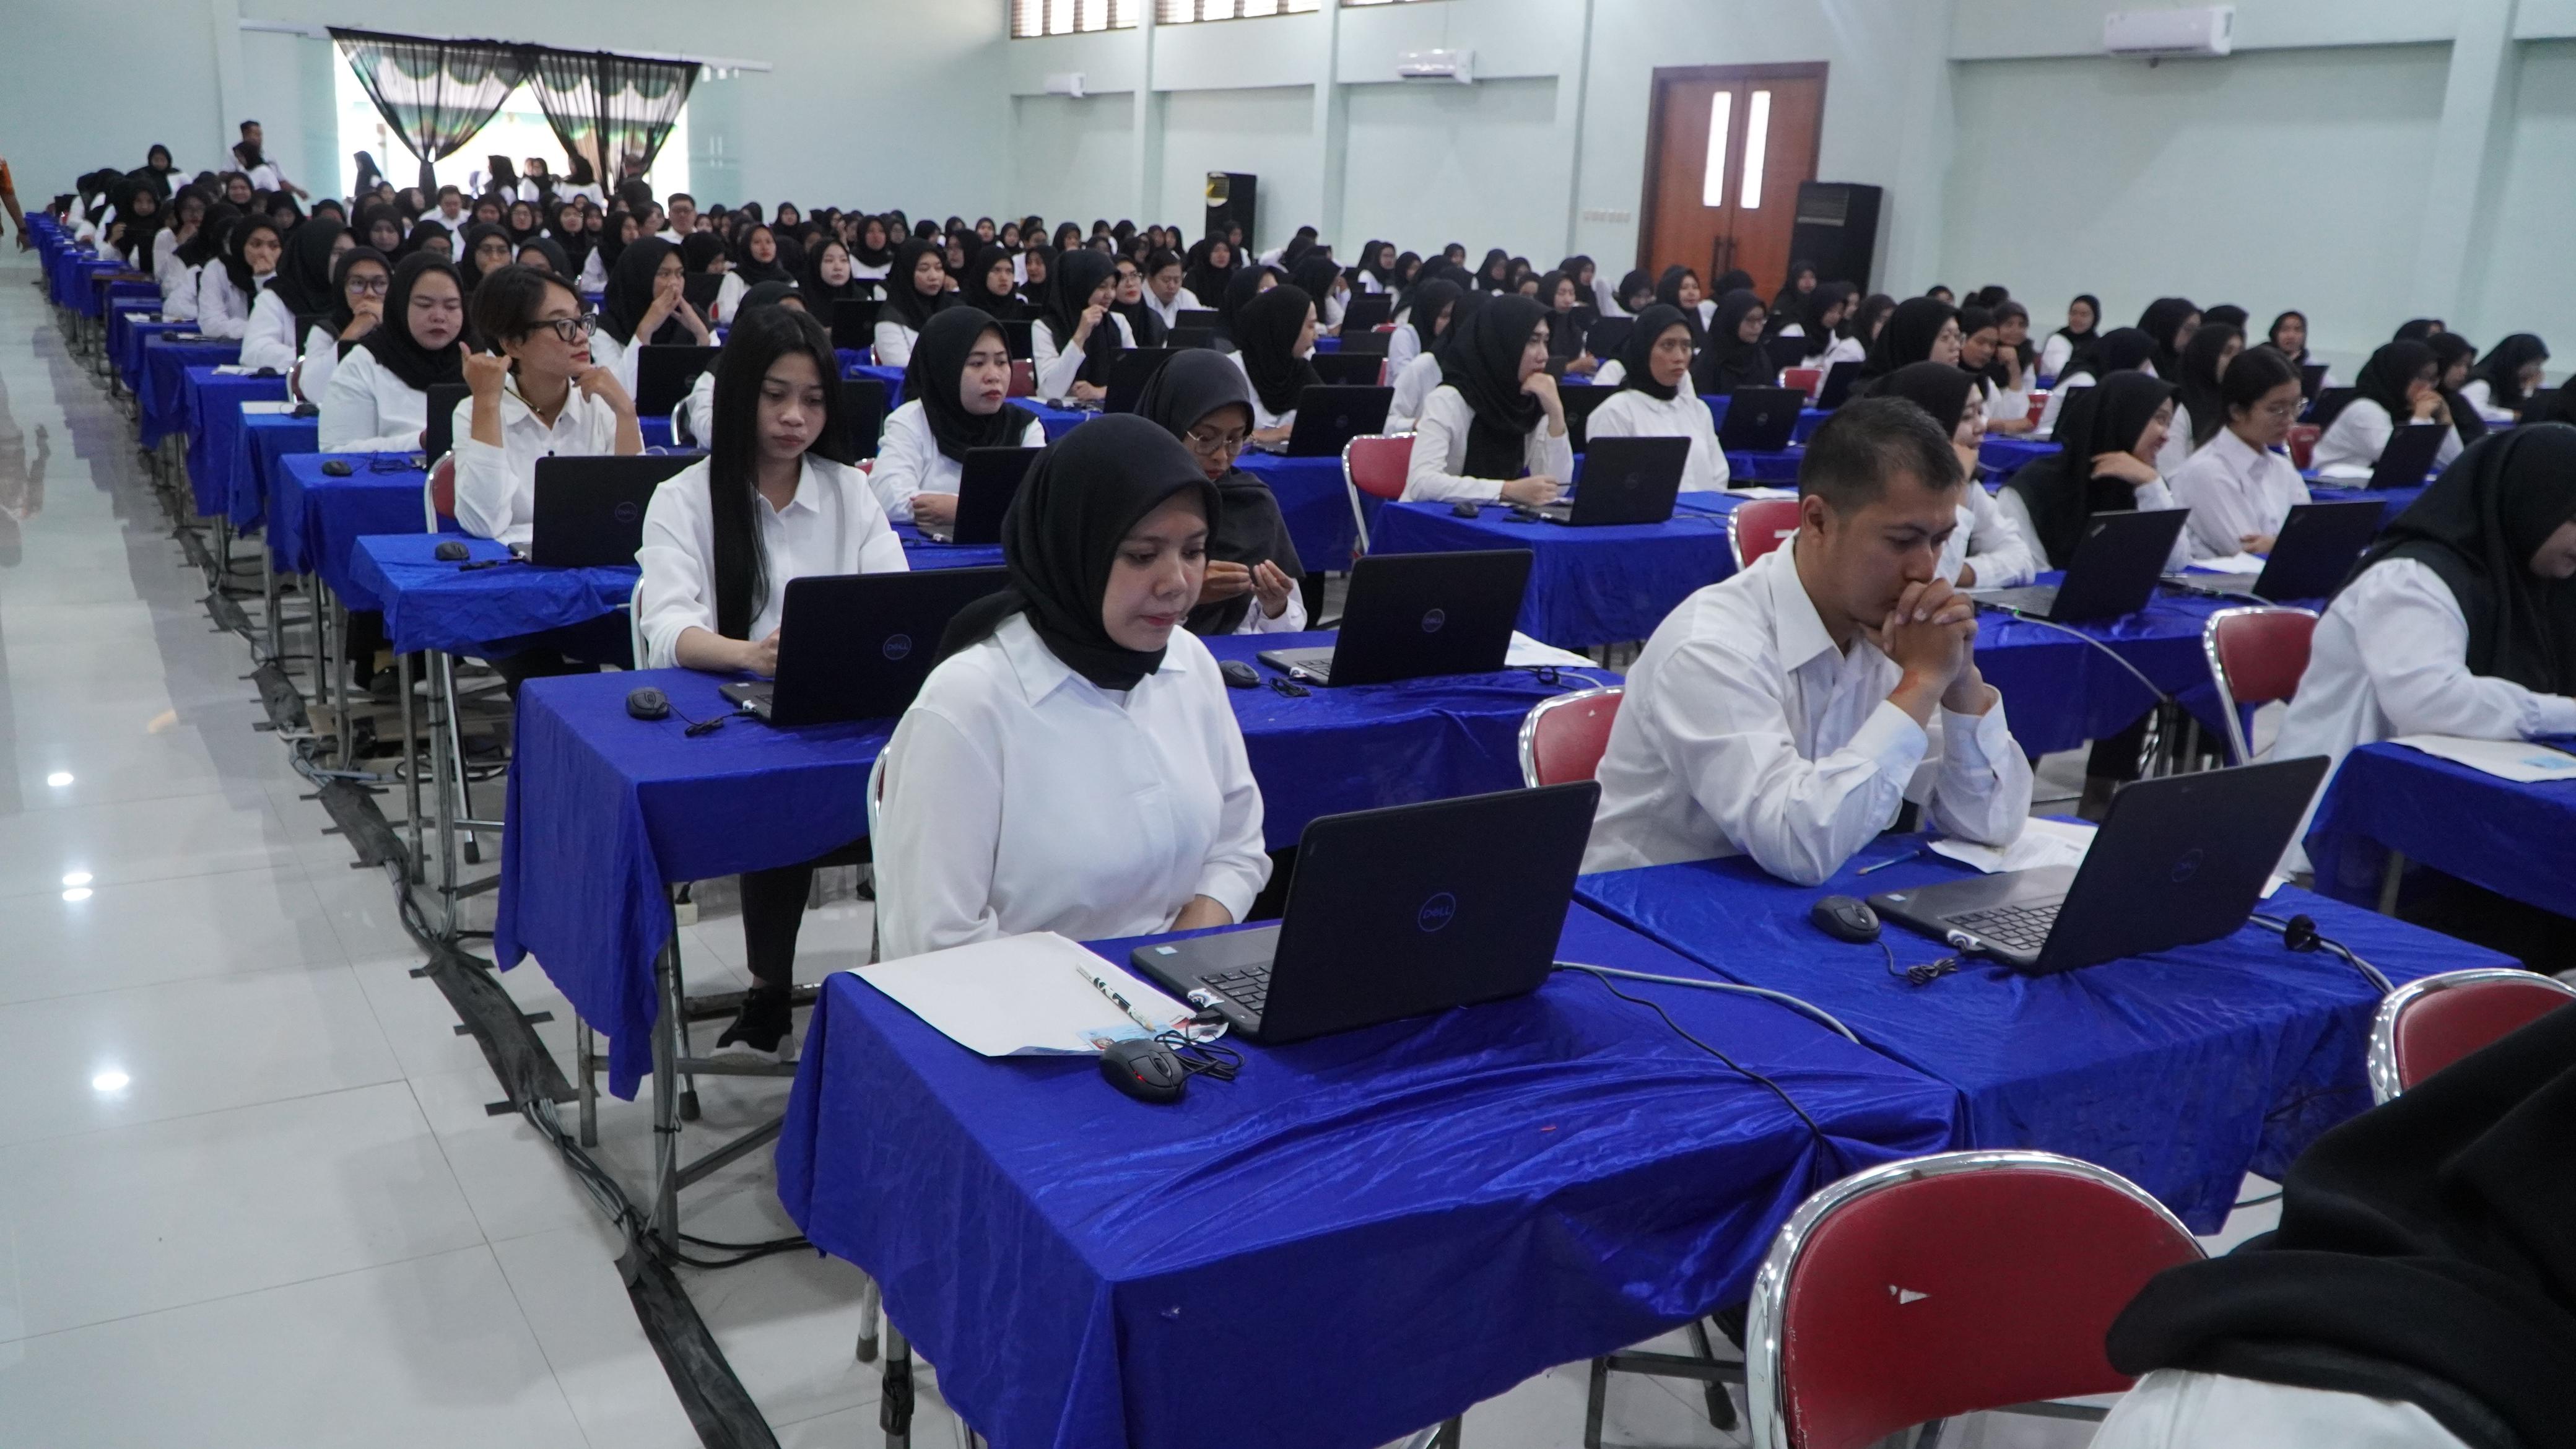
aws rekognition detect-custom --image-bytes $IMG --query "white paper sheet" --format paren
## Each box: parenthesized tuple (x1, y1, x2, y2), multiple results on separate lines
(1505, 632, 1596, 669)
(1728, 486, 1799, 500)
(852, 931, 1194, 1057)
(2193, 551, 2268, 576)
(2390, 733, 2576, 784)
(240, 399, 296, 415)
(1929, 817, 2098, 874)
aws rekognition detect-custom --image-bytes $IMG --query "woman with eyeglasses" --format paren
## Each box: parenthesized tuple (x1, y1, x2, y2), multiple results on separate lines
(865, 307, 1046, 531)
(1134, 348, 1305, 634)
(320, 252, 468, 453)
(2167, 347, 2312, 558)
(450, 264, 643, 545)
(294, 245, 389, 406)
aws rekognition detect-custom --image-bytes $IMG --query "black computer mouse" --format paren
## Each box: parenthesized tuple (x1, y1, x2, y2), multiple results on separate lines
(433, 541, 470, 562)
(1811, 894, 1881, 944)
(1100, 1037, 1188, 1104)
(320, 459, 352, 477)
(291, 401, 320, 419)
(1219, 659, 1261, 690)
(625, 686, 671, 721)
(1450, 501, 1481, 519)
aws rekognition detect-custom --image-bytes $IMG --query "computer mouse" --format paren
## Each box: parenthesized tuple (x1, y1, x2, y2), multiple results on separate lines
(1219, 659, 1261, 690)
(625, 687, 671, 721)
(1450, 501, 1481, 519)
(1100, 1037, 1188, 1104)
(1811, 894, 1881, 944)
(320, 459, 352, 477)
(433, 541, 470, 562)
(291, 401, 320, 419)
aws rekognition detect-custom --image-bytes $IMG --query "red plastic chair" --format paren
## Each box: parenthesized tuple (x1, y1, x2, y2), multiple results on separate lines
(2201, 606, 2318, 764)
(1341, 433, 1414, 557)
(423, 453, 458, 529)
(1518, 687, 1624, 787)
(2287, 423, 2322, 471)
(2368, 968, 2576, 1103)
(1007, 360, 1035, 398)
(1730, 498, 1801, 572)
(1746, 1151, 2204, 1449)
(1783, 367, 1822, 401)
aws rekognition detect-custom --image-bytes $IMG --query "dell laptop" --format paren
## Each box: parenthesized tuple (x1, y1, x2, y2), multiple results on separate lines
(2307, 386, 2358, 430)
(921, 445, 1043, 545)
(633, 344, 720, 420)
(1279, 385, 1393, 458)
(1338, 292, 1395, 336)
(1129, 782, 1601, 1042)
(1560, 382, 1619, 451)
(1536, 436, 1689, 526)
(2362, 423, 2446, 490)
(829, 298, 881, 352)
(1312, 353, 1386, 388)
(719, 568, 1007, 726)
(2160, 500, 2382, 604)
(1715, 386, 1804, 453)
(1816, 361, 1866, 410)
(528, 454, 700, 568)
(1102, 348, 1178, 414)
(1869, 755, 2330, 974)
(1970, 508, 2191, 622)
(1259, 549, 1530, 686)
(840, 376, 890, 461)
(1335, 327, 1392, 359)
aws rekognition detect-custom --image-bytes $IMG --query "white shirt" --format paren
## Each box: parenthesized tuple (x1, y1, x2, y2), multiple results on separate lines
(2091, 1369, 2472, 1449)
(295, 323, 343, 405)
(2456, 378, 2518, 424)
(1145, 287, 1203, 330)
(713, 270, 747, 324)
(634, 455, 910, 669)
(193, 268, 266, 339)
(1227, 349, 1301, 431)
(585, 331, 643, 396)
(1030, 313, 1138, 399)
(238, 289, 301, 373)
(243, 162, 285, 193)
(1939, 481, 2039, 588)
(1388, 350, 1443, 430)
(1582, 537, 2032, 881)
(1809, 333, 1865, 372)
(448, 381, 628, 546)
(1993, 476, 2201, 572)
(1385, 324, 1423, 380)
(873, 319, 919, 370)
(876, 613, 1271, 962)
(577, 249, 609, 294)
(863, 399, 1046, 523)
(1403, 384, 1575, 503)
(318, 346, 430, 453)
(2312, 398, 2463, 480)
(2037, 333, 2077, 383)
(1584, 386, 1729, 492)
(1983, 373, 2032, 434)
(1593, 360, 1628, 388)
(157, 252, 201, 320)
(2169, 427, 2312, 556)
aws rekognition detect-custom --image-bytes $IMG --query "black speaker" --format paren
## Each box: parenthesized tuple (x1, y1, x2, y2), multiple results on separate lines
(1204, 172, 1257, 252)
(1787, 182, 1884, 294)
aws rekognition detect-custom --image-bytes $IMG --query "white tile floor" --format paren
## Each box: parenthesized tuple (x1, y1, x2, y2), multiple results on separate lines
(0, 255, 2297, 1448)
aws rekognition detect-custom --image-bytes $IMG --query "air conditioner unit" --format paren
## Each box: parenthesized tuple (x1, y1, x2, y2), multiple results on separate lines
(1043, 71, 1087, 98)
(1396, 48, 1474, 84)
(2104, 7, 2234, 59)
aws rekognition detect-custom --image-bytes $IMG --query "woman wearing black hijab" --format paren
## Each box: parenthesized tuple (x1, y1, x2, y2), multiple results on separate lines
(714, 222, 792, 322)
(881, 414, 1271, 962)
(1229, 282, 1323, 441)
(241, 217, 344, 375)
(2170, 320, 2244, 455)
(1855, 295, 1960, 388)
(1785, 280, 1860, 367)
(591, 237, 710, 392)
(165, 203, 237, 324)
(546, 199, 590, 276)
(2313, 339, 2463, 480)
(868, 307, 1045, 529)
(2037, 326, 2157, 437)
(2134, 296, 2201, 380)
(1406, 293, 1572, 507)
(297, 245, 390, 406)
(1473, 248, 1512, 293)
(1584, 304, 1728, 492)
(1692, 290, 1776, 395)
(1611, 268, 1657, 316)
(2462, 333, 2550, 423)
(458, 222, 514, 292)
(1214, 263, 1279, 347)
(874, 237, 951, 369)
(513, 234, 572, 277)
(1999, 370, 2190, 571)
(1033, 248, 1133, 402)
(1182, 236, 1236, 308)
(850, 214, 897, 281)
(1654, 266, 1708, 346)
(399, 217, 453, 263)
(1387, 277, 1465, 425)
(964, 241, 1030, 320)
(2395, 318, 2445, 342)
(1876, 360, 2038, 589)
(319, 252, 468, 453)
(1135, 349, 1305, 634)
(2428, 331, 2489, 450)
(2038, 292, 2101, 381)
(1766, 258, 1817, 337)
(1357, 239, 1399, 295)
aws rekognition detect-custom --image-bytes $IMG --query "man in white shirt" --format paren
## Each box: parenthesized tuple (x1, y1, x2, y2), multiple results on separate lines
(1143, 250, 1201, 331)
(232, 121, 307, 199)
(657, 193, 696, 245)
(1584, 397, 2033, 882)
(433, 186, 467, 230)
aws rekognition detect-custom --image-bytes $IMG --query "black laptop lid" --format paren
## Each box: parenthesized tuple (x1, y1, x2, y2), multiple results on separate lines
(840, 376, 889, 460)
(1715, 386, 1803, 451)
(2050, 508, 2193, 620)
(1561, 383, 1617, 451)
(2308, 386, 2358, 430)
(529, 453, 700, 568)
(1336, 326, 1392, 358)
(1586, 316, 1635, 359)
(1570, 436, 1689, 524)
(999, 318, 1035, 361)
(1167, 327, 1215, 352)
(1339, 292, 1394, 334)
(423, 382, 469, 464)
(830, 298, 881, 351)
(1325, 549, 1531, 685)
(1312, 353, 1385, 387)
(2250, 500, 2383, 603)
(1103, 348, 1178, 414)
(951, 446, 1044, 545)
(1766, 334, 1811, 371)
(1175, 309, 1221, 331)
(1816, 360, 1866, 409)
(765, 567, 1009, 726)
(2299, 362, 2330, 402)
(1285, 385, 1393, 456)
(634, 345, 720, 418)
(2369, 423, 2445, 490)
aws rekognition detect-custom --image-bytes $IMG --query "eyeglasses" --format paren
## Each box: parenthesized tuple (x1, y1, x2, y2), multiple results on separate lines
(536, 313, 600, 342)
(2255, 398, 2302, 420)
(346, 276, 391, 296)
(1183, 429, 1247, 459)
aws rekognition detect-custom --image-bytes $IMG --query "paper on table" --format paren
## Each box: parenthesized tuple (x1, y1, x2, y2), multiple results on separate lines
(241, 399, 297, 415)
(2391, 733, 2576, 784)
(212, 363, 267, 376)
(2193, 552, 2267, 576)
(853, 931, 1194, 1057)
(1930, 817, 2097, 874)
(1506, 632, 1596, 669)
(1729, 485, 1799, 499)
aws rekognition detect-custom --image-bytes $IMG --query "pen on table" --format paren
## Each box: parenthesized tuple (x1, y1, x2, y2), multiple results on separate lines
(1855, 846, 1927, 877)
(1074, 962, 1166, 1036)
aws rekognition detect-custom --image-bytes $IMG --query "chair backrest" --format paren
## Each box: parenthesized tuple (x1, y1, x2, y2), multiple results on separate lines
(2286, 423, 2322, 471)
(2201, 606, 2317, 765)
(1731, 498, 1803, 572)
(2369, 968, 2576, 1103)
(1007, 359, 1035, 398)
(424, 453, 457, 529)
(866, 749, 889, 841)
(1783, 367, 1822, 401)
(1747, 1151, 2204, 1449)
(1341, 432, 1415, 558)
(1518, 687, 1624, 787)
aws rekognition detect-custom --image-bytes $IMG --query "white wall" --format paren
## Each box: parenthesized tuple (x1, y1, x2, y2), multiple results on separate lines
(1011, 93, 1139, 226)
(2464, 40, 2576, 352)
(1159, 85, 1319, 243)
(1339, 77, 1564, 263)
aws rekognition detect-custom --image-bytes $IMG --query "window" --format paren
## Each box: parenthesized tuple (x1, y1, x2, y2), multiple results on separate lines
(1699, 90, 1731, 208)
(1738, 89, 1772, 209)
(1012, 0, 1136, 38)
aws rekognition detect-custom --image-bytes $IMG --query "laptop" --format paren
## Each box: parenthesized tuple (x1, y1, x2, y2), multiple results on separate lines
(1766, 334, 1812, 372)
(923, 445, 1043, 544)
(840, 376, 889, 460)
(1279, 385, 1393, 458)
(1970, 508, 2190, 622)
(1586, 316, 1635, 360)
(718, 568, 1007, 725)
(1129, 782, 1601, 1042)
(1869, 756, 2331, 974)
(1312, 353, 1385, 387)
(2159, 500, 2383, 604)
(2362, 423, 2445, 490)
(423, 381, 470, 465)
(1336, 327, 1392, 359)
(681, 272, 723, 315)
(2307, 386, 2358, 430)
(2299, 362, 2330, 403)
(998, 317, 1035, 361)
(1259, 549, 1530, 686)
(1175, 308, 1221, 333)
(634, 344, 720, 419)
(1102, 348, 1178, 414)
(528, 454, 700, 568)
(829, 298, 881, 352)
(1536, 436, 1688, 525)
(1561, 382, 1619, 451)
(1715, 386, 1804, 452)
(1339, 293, 1394, 334)
(1815, 360, 1866, 409)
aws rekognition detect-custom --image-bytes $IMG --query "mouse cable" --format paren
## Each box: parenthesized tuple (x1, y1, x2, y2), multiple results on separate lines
(1877, 939, 1962, 987)
(1560, 965, 1836, 1155)
(2249, 912, 2393, 994)
(1553, 962, 1858, 1043)
(1973, 604, 2170, 713)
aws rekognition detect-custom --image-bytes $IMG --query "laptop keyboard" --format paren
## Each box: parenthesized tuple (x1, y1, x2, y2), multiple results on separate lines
(1948, 901, 2061, 953)
(1198, 962, 1274, 1020)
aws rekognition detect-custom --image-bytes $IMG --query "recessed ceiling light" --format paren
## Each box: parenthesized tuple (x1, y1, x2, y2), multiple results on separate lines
(61, 871, 92, 887)
(46, 772, 74, 788)
(61, 887, 93, 902)
(92, 1070, 130, 1092)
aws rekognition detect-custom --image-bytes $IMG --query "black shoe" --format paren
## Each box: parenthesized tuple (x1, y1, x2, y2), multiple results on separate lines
(715, 989, 794, 1061)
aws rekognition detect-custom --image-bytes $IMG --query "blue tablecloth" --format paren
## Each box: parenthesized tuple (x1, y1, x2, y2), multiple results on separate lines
(498, 640, 1618, 1097)
(1366, 497, 1740, 648)
(181, 369, 289, 520)
(242, 412, 321, 531)
(139, 337, 242, 448)
(846, 360, 904, 406)
(350, 535, 638, 656)
(106, 302, 164, 384)
(61, 258, 130, 317)
(776, 903, 1960, 1449)
(1576, 839, 2513, 1230)
(1235, 451, 1362, 573)
(2309, 483, 2426, 529)
(1972, 578, 2246, 756)
(269, 453, 443, 603)
(2304, 741, 2576, 916)
(1979, 437, 2060, 479)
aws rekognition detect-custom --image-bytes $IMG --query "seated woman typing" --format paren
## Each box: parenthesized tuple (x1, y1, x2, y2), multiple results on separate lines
(867, 306, 1046, 529)
(2312, 341, 2463, 481)
(1031, 249, 1134, 402)
(876, 414, 1271, 960)
(240, 217, 341, 373)
(2169, 346, 2312, 557)
(1584, 303, 1730, 492)
(1582, 399, 2032, 881)
(635, 305, 910, 1055)
(319, 253, 466, 453)
(295, 245, 389, 406)
(1402, 294, 1572, 508)
(1692, 289, 1777, 396)
(1228, 282, 1321, 446)
(1997, 370, 2201, 573)
(1134, 348, 1307, 634)
(1875, 360, 2037, 589)
(872, 238, 949, 370)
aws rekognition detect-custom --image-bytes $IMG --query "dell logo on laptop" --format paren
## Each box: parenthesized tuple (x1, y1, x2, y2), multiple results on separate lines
(1416, 891, 1458, 932)
(882, 633, 915, 661)
(614, 501, 642, 524)
(1420, 607, 1446, 634)
(2170, 847, 2204, 884)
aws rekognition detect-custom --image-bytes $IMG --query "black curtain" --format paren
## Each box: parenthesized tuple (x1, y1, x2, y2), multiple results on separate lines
(330, 29, 534, 192)
(525, 51, 698, 189)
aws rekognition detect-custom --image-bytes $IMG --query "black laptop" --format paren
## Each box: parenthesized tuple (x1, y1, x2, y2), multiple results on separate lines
(922, 445, 1043, 545)
(2359, 423, 2445, 490)
(1103, 348, 1178, 414)
(2307, 386, 2358, 430)
(1715, 386, 1804, 452)
(1278, 385, 1393, 458)
(1312, 353, 1385, 387)
(1586, 316, 1635, 360)
(830, 298, 881, 352)
(718, 568, 1007, 725)
(681, 272, 723, 315)
(1869, 757, 2330, 974)
(1537, 436, 1689, 525)
(1816, 360, 1866, 409)
(999, 317, 1035, 362)
(1970, 508, 2191, 622)
(1765, 334, 1812, 372)
(1129, 783, 1600, 1042)
(634, 345, 720, 419)
(2160, 500, 2383, 604)
(840, 376, 889, 460)
(1338, 293, 1394, 335)
(1335, 327, 1392, 359)
(1258, 549, 1530, 686)
(1175, 308, 1221, 333)
(2299, 362, 2330, 403)
(528, 454, 700, 568)
(1561, 382, 1619, 451)
(424, 382, 469, 464)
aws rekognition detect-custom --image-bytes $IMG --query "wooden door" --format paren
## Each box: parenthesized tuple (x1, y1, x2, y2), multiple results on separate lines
(1638, 65, 1827, 297)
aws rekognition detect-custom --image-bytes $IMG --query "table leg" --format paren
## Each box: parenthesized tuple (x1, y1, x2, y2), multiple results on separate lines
(855, 1274, 882, 1362)
(331, 593, 354, 765)
(306, 573, 328, 713)
(881, 1321, 914, 1449)
(212, 513, 231, 585)
(2377, 850, 2408, 916)
(576, 1017, 599, 1148)
(430, 652, 461, 939)
(651, 925, 684, 1253)
(398, 652, 423, 884)
(261, 543, 282, 663)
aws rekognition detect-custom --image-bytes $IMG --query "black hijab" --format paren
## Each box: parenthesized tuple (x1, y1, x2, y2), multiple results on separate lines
(731, 225, 792, 286)
(399, 217, 451, 261)
(220, 217, 282, 300)
(1135, 350, 1304, 635)
(2429, 332, 2488, 448)
(546, 205, 591, 272)
(851, 215, 897, 269)
(1406, 277, 1463, 360)
(2469, 334, 2550, 414)
(1654, 266, 1705, 345)
(1800, 281, 1855, 357)
(799, 239, 869, 309)
(2174, 323, 2242, 448)
(269, 218, 344, 317)
(965, 242, 1029, 319)
(935, 415, 1221, 690)
(678, 232, 728, 277)
(1858, 297, 1957, 383)
(1043, 248, 1123, 388)
(323, 245, 389, 346)
(1359, 239, 1397, 289)
(1233, 283, 1323, 416)
(1217, 264, 1279, 344)
(2062, 326, 2157, 385)
(881, 238, 949, 332)
(1612, 305, 1692, 402)
(2354, 340, 2439, 427)
(1474, 248, 1512, 292)
(2055, 292, 2102, 349)
(1767, 259, 1817, 335)
(2005, 370, 2175, 564)
(1113, 275, 1168, 349)
(515, 234, 572, 278)
(1876, 359, 1978, 444)
(175, 203, 237, 270)
(2396, 318, 2443, 342)
(1182, 243, 1235, 308)
(1439, 294, 1549, 480)
(2265, 310, 2310, 365)
(358, 253, 468, 394)
(456, 222, 512, 289)
(2136, 296, 2200, 378)
(1692, 290, 1774, 395)
(599, 238, 683, 347)
(106, 179, 163, 266)
(904, 307, 1038, 464)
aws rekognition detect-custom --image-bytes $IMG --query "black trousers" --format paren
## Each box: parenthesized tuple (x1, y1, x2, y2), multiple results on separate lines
(738, 838, 871, 991)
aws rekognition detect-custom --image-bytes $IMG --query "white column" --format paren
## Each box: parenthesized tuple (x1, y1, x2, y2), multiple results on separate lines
(1313, 0, 1347, 247)
(2415, 0, 2520, 321)
(1559, 0, 1598, 259)
(1133, 0, 1164, 223)
(208, 0, 250, 167)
